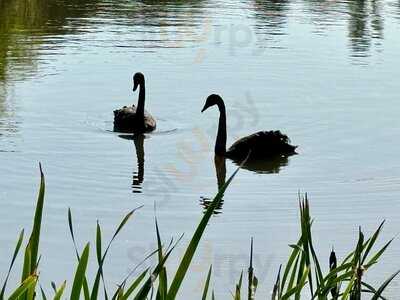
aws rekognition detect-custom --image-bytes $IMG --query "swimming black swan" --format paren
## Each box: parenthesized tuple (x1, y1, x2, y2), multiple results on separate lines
(201, 94, 297, 160)
(113, 72, 156, 133)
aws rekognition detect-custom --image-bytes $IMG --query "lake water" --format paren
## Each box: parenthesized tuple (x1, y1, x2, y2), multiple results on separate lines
(1, 0, 400, 297)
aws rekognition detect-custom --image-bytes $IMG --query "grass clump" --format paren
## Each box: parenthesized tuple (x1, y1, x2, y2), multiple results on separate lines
(0, 164, 398, 299)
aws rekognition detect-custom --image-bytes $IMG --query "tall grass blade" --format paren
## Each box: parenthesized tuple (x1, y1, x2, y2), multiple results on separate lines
(155, 219, 167, 300)
(364, 239, 394, 269)
(68, 208, 90, 300)
(234, 271, 243, 300)
(40, 286, 47, 300)
(287, 255, 300, 294)
(29, 163, 45, 273)
(91, 208, 141, 300)
(133, 246, 175, 300)
(282, 267, 309, 300)
(371, 270, 400, 300)
(53, 281, 66, 300)
(201, 265, 212, 300)
(96, 221, 102, 266)
(119, 269, 148, 300)
(8, 275, 37, 300)
(167, 166, 241, 299)
(281, 237, 301, 292)
(21, 242, 32, 282)
(247, 238, 254, 300)
(271, 265, 281, 300)
(91, 222, 103, 300)
(70, 243, 90, 300)
(248, 238, 255, 300)
(361, 221, 385, 264)
(0, 229, 24, 299)
(68, 208, 80, 260)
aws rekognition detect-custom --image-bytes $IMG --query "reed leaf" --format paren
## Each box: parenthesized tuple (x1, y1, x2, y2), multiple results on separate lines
(0, 229, 24, 299)
(371, 270, 400, 300)
(53, 281, 66, 300)
(27, 163, 45, 275)
(40, 286, 47, 300)
(8, 275, 37, 300)
(155, 219, 167, 300)
(201, 265, 212, 300)
(234, 271, 243, 300)
(71, 243, 90, 300)
(91, 207, 141, 300)
(119, 269, 148, 300)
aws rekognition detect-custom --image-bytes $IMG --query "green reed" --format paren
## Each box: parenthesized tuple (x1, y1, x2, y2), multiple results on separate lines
(0, 165, 398, 299)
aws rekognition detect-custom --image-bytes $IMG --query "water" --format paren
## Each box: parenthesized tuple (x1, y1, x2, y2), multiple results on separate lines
(1, 0, 400, 297)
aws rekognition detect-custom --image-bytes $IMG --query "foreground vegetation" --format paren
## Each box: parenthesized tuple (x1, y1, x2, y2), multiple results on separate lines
(0, 164, 398, 299)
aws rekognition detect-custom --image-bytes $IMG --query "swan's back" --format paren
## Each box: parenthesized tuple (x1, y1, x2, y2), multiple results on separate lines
(113, 106, 156, 133)
(226, 130, 297, 160)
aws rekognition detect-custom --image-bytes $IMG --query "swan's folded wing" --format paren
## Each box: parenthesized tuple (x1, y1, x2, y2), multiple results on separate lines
(227, 130, 296, 159)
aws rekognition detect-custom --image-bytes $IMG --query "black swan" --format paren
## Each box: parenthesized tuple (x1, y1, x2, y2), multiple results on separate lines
(113, 72, 156, 133)
(201, 94, 297, 160)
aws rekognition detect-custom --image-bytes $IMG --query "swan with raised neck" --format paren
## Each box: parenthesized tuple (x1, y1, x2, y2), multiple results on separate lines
(201, 94, 297, 160)
(113, 72, 156, 133)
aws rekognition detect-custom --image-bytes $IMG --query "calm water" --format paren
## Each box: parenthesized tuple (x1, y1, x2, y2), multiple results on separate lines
(1, 0, 400, 297)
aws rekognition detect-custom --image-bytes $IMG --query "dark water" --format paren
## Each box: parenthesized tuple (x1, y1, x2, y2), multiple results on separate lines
(1, 0, 400, 297)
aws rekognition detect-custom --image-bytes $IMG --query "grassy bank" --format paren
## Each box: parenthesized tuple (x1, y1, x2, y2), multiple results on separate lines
(0, 164, 398, 299)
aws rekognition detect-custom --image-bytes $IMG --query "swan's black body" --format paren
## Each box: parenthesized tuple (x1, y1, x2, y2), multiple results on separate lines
(226, 130, 296, 160)
(113, 106, 156, 133)
(113, 72, 156, 133)
(201, 94, 297, 160)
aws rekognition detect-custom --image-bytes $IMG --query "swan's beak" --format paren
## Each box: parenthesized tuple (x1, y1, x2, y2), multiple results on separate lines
(133, 81, 138, 92)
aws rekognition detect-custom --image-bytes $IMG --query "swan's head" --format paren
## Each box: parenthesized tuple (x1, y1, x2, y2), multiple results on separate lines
(133, 72, 145, 91)
(201, 94, 223, 113)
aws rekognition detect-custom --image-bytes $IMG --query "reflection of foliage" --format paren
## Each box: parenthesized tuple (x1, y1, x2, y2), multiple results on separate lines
(253, 0, 385, 56)
(252, 0, 290, 36)
(348, 0, 370, 54)
(0, 0, 100, 82)
(347, 0, 384, 56)
(0, 0, 206, 82)
(0, 0, 44, 81)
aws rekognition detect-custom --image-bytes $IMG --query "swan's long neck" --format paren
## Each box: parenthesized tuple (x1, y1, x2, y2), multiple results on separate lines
(214, 155, 226, 190)
(136, 81, 145, 119)
(215, 102, 227, 156)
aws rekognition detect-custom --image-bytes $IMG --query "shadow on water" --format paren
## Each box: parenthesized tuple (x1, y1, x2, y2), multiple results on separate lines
(118, 134, 146, 193)
(200, 153, 292, 214)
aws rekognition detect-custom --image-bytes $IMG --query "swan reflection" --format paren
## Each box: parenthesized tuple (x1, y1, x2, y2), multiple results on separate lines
(118, 134, 145, 193)
(231, 154, 291, 174)
(200, 153, 293, 214)
(200, 155, 226, 215)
